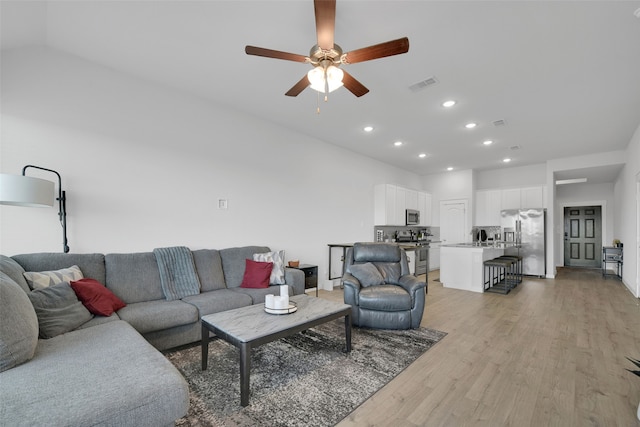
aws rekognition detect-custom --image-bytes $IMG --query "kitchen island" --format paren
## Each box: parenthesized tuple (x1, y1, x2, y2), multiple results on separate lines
(440, 243, 505, 293)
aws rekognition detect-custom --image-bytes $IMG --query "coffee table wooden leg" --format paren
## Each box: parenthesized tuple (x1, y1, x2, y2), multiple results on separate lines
(240, 342, 251, 407)
(201, 323, 209, 371)
(345, 313, 352, 353)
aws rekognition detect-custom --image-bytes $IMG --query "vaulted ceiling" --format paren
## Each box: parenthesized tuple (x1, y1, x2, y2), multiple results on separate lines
(2, 1, 640, 178)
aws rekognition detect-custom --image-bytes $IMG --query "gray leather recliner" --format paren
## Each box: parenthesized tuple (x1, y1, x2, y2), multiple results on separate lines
(342, 242, 426, 329)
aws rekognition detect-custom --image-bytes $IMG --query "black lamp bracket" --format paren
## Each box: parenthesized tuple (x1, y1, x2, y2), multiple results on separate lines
(22, 165, 69, 253)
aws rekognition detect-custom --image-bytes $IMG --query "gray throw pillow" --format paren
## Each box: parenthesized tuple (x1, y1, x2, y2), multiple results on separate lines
(28, 282, 93, 339)
(0, 272, 39, 372)
(349, 263, 385, 287)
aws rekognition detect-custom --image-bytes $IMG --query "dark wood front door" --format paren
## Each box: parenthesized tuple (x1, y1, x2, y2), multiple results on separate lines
(564, 206, 602, 268)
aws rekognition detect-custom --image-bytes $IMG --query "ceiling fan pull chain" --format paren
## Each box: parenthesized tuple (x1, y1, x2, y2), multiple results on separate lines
(316, 91, 321, 114)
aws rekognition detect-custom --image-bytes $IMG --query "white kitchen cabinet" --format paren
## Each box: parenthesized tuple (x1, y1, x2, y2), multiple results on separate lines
(501, 188, 521, 210)
(520, 186, 544, 209)
(418, 191, 432, 226)
(405, 189, 418, 210)
(429, 243, 440, 271)
(395, 186, 407, 225)
(475, 189, 502, 226)
(374, 184, 397, 225)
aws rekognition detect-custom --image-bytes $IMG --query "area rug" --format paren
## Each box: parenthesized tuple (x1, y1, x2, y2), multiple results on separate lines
(165, 319, 446, 427)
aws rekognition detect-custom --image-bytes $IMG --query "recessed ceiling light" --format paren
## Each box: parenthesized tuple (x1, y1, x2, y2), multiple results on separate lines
(483, 140, 493, 146)
(418, 153, 427, 158)
(442, 100, 456, 108)
(394, 141, 403, 146)
(364, 126, 373, 132)
(503, 158, 511, 163)
(446, 167, 454, 171)
(465, 123, 477, 129)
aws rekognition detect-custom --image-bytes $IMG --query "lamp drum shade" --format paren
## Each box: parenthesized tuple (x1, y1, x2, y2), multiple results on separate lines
(0, 174, 54, 207)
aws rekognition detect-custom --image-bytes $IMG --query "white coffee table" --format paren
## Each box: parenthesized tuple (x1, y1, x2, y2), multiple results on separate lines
(201, 294, 352, 406)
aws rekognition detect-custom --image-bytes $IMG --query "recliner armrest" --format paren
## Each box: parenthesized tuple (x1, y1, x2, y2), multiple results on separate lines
(341, 273, 361, 306)
(398, 275, 427, 302)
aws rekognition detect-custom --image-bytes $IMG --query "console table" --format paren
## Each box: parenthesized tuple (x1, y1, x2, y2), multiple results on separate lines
(602, 246, 623, 279)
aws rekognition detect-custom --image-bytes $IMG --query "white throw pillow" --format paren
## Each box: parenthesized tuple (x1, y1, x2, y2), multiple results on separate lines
(253, 250, 285, 285)
(23, 265, 84, 290)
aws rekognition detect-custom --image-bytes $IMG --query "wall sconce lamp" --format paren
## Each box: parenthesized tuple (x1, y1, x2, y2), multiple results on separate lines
(0, 165, 69, 253)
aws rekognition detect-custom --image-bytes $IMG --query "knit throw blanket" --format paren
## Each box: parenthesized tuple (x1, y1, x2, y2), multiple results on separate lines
(153, 246, 201, 301)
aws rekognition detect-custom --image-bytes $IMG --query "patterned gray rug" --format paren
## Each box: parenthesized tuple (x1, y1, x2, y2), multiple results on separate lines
(165, 319, 446, 427)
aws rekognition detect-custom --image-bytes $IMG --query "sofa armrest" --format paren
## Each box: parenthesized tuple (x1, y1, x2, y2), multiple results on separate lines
(342, 273, 362, 306)
(284, 268, 305, 295)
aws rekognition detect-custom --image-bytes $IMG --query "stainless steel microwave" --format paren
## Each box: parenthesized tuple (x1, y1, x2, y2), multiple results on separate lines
(406, 209, 420, 225)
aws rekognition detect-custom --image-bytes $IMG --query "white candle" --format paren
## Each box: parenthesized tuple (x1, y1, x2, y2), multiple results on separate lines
(280, 285, 289, 297)
(265, 294, 275, 309)
(273, 296, 284, 309)
(282, 294, 289, 308)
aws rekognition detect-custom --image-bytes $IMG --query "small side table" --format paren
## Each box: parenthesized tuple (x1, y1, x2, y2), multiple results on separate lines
(288, 264, 318, 296)
(602, 246, 623, 279)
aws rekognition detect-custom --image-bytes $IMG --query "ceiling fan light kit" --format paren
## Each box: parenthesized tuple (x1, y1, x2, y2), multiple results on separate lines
(245, 0, 409, 100)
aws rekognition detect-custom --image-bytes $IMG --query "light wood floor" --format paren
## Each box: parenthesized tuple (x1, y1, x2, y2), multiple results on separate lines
(314, 268, 640, 426)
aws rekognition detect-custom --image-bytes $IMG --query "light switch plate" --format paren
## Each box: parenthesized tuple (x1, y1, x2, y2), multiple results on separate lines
(218, 199, 228, 209)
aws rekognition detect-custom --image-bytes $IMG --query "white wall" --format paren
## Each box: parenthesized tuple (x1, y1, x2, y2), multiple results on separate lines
(555, 182, 615, 266)
(475, 163, 546, 190)
(614, 123, 640, 296)
(422, 169, 474, 231)
(0, 46, 422, 289)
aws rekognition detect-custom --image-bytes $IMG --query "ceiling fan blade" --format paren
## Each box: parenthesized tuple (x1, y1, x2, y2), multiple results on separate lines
(245, 46, 307, 63)
(343, 37, 410, 64)
(285, 75, 310, 97)
(342, 70, 369, 97)
(314, 0, 336, 51)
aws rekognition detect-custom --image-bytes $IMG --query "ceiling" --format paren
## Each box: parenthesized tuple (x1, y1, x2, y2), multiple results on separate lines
(2, 0, 640, 179)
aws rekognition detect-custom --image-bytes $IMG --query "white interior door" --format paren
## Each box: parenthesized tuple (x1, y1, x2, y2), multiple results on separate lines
(440, 200, 468, 245)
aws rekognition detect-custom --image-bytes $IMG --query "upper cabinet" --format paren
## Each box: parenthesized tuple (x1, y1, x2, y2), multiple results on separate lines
(375, 184, 432, 226)
(475, 189, 502, 226)
(520, 186, 544, 209)
(474, 186, 546, 226)
(418, 191, 432, 226)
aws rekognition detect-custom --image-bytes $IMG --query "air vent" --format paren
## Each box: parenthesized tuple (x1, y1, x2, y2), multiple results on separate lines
(492, 119, 506, 127)
(409, 76, 438, 92)
(510, 145, 520, 150)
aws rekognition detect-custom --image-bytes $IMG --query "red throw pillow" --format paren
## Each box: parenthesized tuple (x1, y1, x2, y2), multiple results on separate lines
(240, 259, 273, 289)
(70, 278, 126, 316)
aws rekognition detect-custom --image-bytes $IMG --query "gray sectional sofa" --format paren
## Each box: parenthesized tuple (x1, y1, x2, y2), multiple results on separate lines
(0, 245, 305, 427)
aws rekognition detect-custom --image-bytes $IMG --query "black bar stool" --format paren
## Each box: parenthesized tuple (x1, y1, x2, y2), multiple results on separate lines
(483, 258, 515, 294)
(497, 255, 523, 286)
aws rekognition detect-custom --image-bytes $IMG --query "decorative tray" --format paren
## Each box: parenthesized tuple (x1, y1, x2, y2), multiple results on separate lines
(264, 301, 298, 315)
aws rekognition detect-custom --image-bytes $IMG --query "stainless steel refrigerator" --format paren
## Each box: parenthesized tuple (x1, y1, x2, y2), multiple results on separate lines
(501, 208, 546, 277)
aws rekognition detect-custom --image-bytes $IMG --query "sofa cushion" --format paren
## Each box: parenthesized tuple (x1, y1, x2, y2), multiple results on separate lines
(231, 286, 286, 304)
(11, 253, 106, 285)
(70, 278, 126, 316)
(27, 282, 93, 339)
(0, 320, 189, 427)
(116, 300, 198, 334)
(240, 259, 273, 289)
(192, 249, 226, 292)
(23, 265, 83, 290)
(253, 250, 286, 285)
(0, 255, 30, 293)
(220, 246, 270, 288)
(0, 272, 39, 372)
(105, 252, 164, 303)
(349, 262, 385, 287)
(182, 289, 252, 316)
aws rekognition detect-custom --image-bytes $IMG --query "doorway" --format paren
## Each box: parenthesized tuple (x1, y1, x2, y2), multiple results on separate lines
(564, 206, 602, 268)
(440, 199, 468, 245)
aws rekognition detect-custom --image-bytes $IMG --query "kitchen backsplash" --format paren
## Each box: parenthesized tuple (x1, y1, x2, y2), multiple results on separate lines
(374, 226, 439, 242)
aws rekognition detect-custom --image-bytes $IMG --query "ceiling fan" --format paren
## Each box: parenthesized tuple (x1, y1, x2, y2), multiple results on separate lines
(245, 0, 409, 98)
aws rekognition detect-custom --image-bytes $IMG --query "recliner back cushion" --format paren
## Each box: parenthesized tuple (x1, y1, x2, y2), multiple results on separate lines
(192, 249, 226, 291)
(376, 263, 402, 284)
(105, 253, 164, 303)
(353, 243, 401, 263)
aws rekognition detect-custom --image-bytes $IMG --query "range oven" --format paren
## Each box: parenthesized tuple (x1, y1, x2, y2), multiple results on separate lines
(414, 246, 429, 276)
